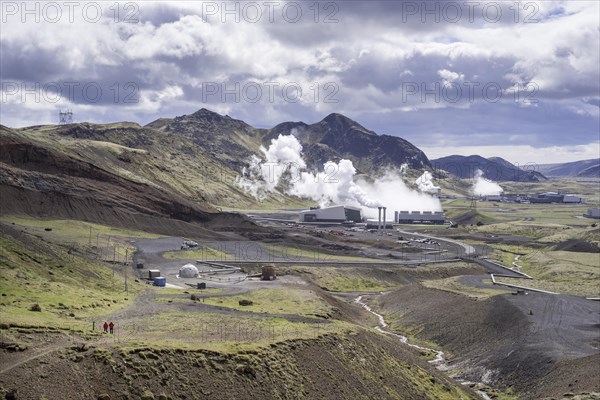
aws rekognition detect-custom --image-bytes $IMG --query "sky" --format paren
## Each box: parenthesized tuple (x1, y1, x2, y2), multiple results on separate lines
(1, 0, 599, 164)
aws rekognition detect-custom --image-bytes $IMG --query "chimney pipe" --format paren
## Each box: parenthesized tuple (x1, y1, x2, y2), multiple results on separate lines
(383, 207, 387, 232)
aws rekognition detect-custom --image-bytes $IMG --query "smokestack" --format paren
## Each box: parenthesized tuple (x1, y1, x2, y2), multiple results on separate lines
(383, 207, 387, 231)
(378, 207, 382, 233)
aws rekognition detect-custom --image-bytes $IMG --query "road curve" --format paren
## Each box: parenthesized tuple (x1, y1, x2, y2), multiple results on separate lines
(397, 230, 477, 256)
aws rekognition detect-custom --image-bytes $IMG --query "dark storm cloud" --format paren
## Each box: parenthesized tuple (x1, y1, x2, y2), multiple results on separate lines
(0, 42, 68, 82)
(0, 0, 597, 160)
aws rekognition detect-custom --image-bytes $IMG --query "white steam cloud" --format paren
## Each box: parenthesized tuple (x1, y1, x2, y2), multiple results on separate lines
(288, 159, 382, 208)
(472, 169, 504, 196)
(415, 171, 440, 193)
(236, 133, 442, 215)
(356, 171, 442, 219)
(234, 133, 306, 200)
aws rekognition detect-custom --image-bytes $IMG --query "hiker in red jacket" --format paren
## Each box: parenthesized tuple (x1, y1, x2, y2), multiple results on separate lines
(109, 321, 114, 334)
(103, 322, 108, 333)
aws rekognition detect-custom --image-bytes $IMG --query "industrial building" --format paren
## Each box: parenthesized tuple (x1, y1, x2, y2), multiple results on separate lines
(365, 219, 394, 229)
(563, 194, 583, 203)
(395, 211, 446, 225)
(527, 192, 583, 204)
(585, 208, 600, 219)
(482, 195, 502, 202)
(364, 206, 392, 230)
(299, 205, 362, 223)
(528, 192, 564, 203)
(503, 194, 525, 203)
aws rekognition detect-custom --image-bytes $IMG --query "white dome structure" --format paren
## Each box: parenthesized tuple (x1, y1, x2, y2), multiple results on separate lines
(179, 264, 199, 278)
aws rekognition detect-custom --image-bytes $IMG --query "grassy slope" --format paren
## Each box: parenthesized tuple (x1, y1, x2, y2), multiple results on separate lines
(421, 276, 511, 300)
(510, 251, 599, 297)
(0, 216, 163, 262)
(9, 124, 313, 210)
(203, 288, 331, 317)
(293, 266, 396, 292)
(0, 329, 478, 400)
(117, 311, 353, 353)
(0, 224, 142, 329)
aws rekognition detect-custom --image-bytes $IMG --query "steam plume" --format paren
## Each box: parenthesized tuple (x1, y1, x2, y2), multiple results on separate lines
(415, 171, 440, 193)
(235, 133, 442, 215)
(472, 169, 503, 196)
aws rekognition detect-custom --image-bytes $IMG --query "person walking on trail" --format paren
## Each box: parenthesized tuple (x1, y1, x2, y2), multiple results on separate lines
(109, 321, 114, 334)
(103, 322, 108, 333)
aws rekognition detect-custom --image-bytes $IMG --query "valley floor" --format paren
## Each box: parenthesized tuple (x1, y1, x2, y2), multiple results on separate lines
(1, 206, 599, 399)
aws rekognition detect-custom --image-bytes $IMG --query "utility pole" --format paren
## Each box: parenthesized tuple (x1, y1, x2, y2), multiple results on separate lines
(89, 226, 92, 246)
(106, 236, 111, 262)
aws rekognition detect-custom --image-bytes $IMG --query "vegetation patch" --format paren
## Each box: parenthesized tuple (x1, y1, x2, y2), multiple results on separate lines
(294, 267, 396, 292)
(203, 288, 331, 317)
(517, 250, 600, 297)
(112, 312, 353, 352)
(0, 226, 141, 329)
(421, 276, 510, 300)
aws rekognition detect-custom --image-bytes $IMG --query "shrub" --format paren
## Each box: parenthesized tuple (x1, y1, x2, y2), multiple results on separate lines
(140, 390, 155, 400)
(30, 304, 42, 312)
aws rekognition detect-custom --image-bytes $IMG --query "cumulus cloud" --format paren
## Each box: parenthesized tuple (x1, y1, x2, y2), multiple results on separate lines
(0, 0, 597, 161)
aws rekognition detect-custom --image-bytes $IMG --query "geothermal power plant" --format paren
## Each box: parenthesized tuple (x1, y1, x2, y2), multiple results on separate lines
(299, 205, 447, 226)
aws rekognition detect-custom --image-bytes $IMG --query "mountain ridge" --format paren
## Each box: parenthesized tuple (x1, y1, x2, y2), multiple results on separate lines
(0, 130, 258, 236)
(431, 154, 547, 182)
(261, 112, 430, 173)
(537, 158, 600, 178)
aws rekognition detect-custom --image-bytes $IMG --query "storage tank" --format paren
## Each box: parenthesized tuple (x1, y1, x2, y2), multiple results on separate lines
(153, 277, 166, 287)
(179, 264, 199, 278)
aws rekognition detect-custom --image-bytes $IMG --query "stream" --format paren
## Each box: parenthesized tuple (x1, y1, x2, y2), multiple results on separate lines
(354, 295, 493, 400)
